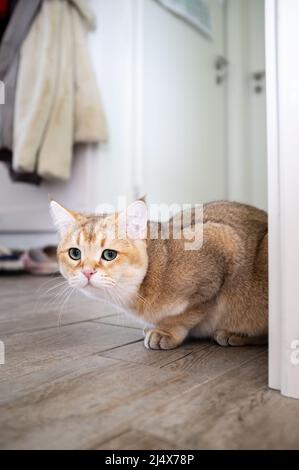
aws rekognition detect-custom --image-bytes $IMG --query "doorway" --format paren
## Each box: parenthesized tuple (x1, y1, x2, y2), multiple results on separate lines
(134, 0, 267, 212)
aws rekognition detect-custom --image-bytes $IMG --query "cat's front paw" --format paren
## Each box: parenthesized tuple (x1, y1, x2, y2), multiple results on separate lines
(144, 328, 180, 350)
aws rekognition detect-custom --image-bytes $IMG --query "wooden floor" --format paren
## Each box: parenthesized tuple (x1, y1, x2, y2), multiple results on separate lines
(0, 275, 299, 450)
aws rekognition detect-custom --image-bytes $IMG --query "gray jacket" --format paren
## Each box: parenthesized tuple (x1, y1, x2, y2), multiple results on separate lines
(0, 0, 41, 150)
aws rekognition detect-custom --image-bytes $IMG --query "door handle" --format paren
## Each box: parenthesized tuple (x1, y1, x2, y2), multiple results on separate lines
(252, 70, 265, 94)
(215, 55, 229, 85)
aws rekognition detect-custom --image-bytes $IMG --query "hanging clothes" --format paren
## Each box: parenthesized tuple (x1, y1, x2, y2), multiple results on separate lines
(0, 0, 42, 184)
(0, 0, 11, 41)
(13, 0, 108, 181)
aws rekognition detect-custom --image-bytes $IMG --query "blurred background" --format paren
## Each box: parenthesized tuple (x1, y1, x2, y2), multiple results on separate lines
(0, 0, 266, 256)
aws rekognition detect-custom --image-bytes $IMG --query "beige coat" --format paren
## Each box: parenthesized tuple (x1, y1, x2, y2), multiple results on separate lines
(13, 0, 107, 181)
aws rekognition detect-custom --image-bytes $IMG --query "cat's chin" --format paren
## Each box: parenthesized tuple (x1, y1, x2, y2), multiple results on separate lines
(78, 284, 107, 300)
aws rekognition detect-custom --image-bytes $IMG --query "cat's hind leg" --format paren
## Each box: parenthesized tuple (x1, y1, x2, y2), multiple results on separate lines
(213, 329, 267, 346)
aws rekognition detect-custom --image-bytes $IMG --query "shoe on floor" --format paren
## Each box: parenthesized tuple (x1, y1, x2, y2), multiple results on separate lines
(0, 245, 25, 273)
(21, 246, 59, 275)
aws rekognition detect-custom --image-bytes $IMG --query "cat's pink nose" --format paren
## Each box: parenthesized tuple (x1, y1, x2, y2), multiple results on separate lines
(82, 269, 96, 280)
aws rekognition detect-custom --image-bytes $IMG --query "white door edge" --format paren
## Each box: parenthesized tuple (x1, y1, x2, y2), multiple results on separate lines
(266, 0, 299, 399)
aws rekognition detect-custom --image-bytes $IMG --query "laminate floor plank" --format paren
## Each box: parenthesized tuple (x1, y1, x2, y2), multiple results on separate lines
(100, 339, 266, 384)
(0, 321, 142, 385)
(95, 430, 181, 450)
(93, 313, 142, 330)
(181, 386, 299, 449)
(0, 275, 117, 335)
(100, 338, 211, 368)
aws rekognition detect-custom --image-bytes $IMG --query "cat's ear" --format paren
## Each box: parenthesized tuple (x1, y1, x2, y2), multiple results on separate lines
(121, 200, 148, 239)
(50, 201, 77, 235)
(138, 194, 147, 204)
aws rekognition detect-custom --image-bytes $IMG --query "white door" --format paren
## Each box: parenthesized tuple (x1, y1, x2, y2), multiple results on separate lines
(137, 0, 227, 205)
(134, 0, 267, 210)
(226, 0, 267, 211)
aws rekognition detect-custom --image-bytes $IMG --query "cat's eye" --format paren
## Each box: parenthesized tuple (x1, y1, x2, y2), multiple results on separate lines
(68, 247, 81, 261)
(102, 249, 117, 261)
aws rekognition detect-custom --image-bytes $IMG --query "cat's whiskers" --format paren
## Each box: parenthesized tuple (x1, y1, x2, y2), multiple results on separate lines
(110, 284, 137, 312)
(99, 280, 115, 287)
(98, 274, 115, 283)
(136, 292, 147, 304)
(92, 274, 116, 289)
(69, 274, 86, 288)
(57, 286, 74, 328)
(34, 278, 69, 314)
(45, 284, 72, 312)
(43, 280, 69, 295)
(104, 285, 124, 310)
(35, 275, 62, 294)
(115, 282, 147, 306)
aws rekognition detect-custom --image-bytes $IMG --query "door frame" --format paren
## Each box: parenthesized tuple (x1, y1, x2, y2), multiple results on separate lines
(266, 0, 299, 398)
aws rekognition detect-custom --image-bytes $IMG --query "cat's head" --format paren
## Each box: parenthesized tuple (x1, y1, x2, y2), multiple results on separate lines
(50, 200, 148, 306)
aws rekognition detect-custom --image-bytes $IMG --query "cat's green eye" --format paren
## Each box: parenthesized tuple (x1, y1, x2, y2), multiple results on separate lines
(102, 249, 118, 261)
(68, 247, 81, 261)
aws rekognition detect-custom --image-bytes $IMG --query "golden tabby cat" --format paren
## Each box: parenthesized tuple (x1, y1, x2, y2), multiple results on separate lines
(50, 200, 268, 349)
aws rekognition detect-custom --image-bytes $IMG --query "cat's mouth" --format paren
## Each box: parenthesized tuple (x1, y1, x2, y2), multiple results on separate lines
(81, 280, 97, 289)
(69, 279, 93, 289)
(82, 280, 114, 290)
(69, 275, 116, 290)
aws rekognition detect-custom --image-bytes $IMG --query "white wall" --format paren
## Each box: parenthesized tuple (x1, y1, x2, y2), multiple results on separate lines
(87, 0, 138, 209)
(0, 0, 136, 248)
(0, 148, 89, 248)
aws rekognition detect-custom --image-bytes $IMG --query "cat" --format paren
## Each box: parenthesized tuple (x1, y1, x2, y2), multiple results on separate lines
(50, 199, 268, 349)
